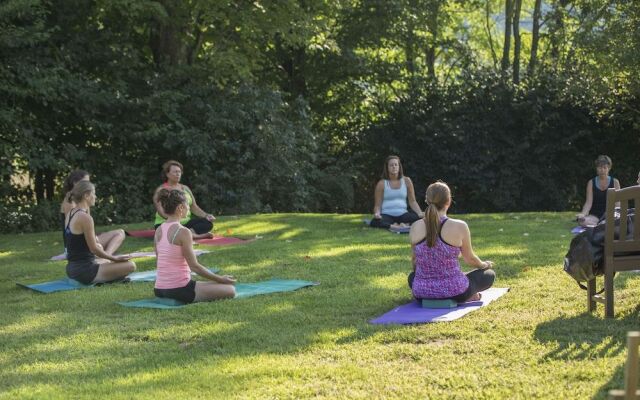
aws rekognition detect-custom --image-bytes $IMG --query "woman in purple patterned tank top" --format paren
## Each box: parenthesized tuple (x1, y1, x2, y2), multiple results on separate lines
(408, 182, 495, 303)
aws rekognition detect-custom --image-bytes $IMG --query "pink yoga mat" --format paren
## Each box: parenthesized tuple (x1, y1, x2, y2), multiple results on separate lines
(125, 229, 250, 246)
(195, 236, 252, 246)
(125, 229, 155, 238)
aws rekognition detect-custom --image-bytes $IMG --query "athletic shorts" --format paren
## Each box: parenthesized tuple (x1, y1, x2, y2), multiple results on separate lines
(154, 280, 196, 304)
(66, 261, 100, 285)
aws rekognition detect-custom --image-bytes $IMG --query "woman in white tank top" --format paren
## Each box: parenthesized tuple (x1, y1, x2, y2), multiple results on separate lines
(370, 155, 424, 229)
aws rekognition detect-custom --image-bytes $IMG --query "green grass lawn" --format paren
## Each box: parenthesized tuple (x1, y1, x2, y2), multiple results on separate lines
(1, 212, 639, 399)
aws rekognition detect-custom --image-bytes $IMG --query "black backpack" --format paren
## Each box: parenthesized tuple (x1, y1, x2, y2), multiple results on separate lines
(563, 210, 635, 291)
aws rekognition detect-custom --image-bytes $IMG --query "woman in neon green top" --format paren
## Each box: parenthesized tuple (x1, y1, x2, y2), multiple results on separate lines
(153, 160, 215, 240)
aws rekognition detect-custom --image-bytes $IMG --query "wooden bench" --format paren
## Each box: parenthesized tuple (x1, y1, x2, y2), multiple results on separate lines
(609, 331, 640, 400)
(587, 186, 640, 318)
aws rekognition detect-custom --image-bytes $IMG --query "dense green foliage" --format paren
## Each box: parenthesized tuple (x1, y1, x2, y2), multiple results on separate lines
(1, 0, 639, 231)
(2, 213, 639, 398)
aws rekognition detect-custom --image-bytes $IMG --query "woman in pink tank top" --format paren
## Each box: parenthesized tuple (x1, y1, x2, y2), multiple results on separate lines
(154, 189, 236, 304)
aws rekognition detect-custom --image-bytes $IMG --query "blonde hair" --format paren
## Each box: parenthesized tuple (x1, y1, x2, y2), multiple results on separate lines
(424, 181, 451, 248)
(69, 181, 95, 204)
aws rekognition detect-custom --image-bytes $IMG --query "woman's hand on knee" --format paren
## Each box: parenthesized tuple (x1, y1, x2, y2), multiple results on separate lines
(217, 275, 236, 284)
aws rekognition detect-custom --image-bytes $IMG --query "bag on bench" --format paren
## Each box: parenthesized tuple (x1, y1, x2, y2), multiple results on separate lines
(564, 210, 635, 290)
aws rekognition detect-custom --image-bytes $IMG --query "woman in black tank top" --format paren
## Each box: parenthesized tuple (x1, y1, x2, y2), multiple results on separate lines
(577, 155, 620, 227)
(60, 170, 126, 256)
(64, 181, 136, 284)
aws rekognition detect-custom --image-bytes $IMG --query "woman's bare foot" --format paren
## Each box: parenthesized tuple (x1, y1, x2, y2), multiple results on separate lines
(192, 232, 214, 240)
(468, 293, 482, 302)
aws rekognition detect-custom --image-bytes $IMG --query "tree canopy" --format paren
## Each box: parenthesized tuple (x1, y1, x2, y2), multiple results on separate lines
(1, 0, 638, 232)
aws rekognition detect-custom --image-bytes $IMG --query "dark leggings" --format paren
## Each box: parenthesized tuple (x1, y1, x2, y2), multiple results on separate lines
(408, 268, 496, 303)
(370, 211, 420, 229)
(184, 217, 213, 234)
(154, 217, 213, 235)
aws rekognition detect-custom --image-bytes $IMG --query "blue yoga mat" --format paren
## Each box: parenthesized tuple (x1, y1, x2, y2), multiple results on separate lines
(17, 268, 219, 293)
(118, 279, 319, 309)
(17, 278, 94, 293)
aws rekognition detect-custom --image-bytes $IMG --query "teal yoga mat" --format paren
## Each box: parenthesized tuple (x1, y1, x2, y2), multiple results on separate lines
(118, 279, 319, 309)
(17, 268, 219, 293)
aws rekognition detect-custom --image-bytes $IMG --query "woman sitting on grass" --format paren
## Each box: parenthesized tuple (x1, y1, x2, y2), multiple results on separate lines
(370, 155, 424, 229)
(153, 160, 215, 240)
(154, 189, 236, 303)
(60, 170, 125, 256)
(408, 181, 495, 303)
(576, 155, 621, 227)
(65, 181, 136, 284)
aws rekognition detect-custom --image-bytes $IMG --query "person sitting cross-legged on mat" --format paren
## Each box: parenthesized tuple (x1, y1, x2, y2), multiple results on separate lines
(408, 181, 495, 303)
(370, 155, 424, 229)
(65, 181, 136, 284)
(153, 160, 215, 240)
(60, 170, 125, 257)
(154, 189, 236, 303)
(576, 155, 621, 227)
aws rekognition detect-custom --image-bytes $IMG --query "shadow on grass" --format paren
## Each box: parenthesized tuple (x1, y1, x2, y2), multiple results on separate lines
(534, 293, 640, 399)
(0, 212, 582, 396)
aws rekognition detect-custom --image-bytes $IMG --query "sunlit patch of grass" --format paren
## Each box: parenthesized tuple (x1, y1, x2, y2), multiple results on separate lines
(305, 243, 407, 259)
(278, 228, 309, 240)
(0, 313, 62, 336)
(0, 212, 636, 399)
(367, 273, 408, 290)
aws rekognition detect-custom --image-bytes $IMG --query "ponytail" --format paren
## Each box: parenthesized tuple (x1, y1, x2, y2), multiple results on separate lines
(62, 169, 89, 201)
(425, 203, 440, 248)
(424, 181, 452, 248)
(69, 181, 95, 204)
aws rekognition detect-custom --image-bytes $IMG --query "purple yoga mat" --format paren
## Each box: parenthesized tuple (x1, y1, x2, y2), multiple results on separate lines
(370, 287, 509, 325)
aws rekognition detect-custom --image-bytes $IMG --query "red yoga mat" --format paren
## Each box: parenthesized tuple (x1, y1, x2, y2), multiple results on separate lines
(195, 236, 252, 246)
(126, 229, 251, 246)
(125, 229, 156, 238)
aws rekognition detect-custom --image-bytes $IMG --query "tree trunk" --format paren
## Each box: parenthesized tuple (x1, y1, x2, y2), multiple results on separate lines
(34, 169, 44, 203)
(275, 33, 307, 99)
(528, 0, 542, 76)
(485, 1, 498, 69)
(501, 0, 514, 73)
(149, 1, 188, 67)
(186, 11, 204, 66)
(549, 0, 570, 64)
(512, 0, 522, 84)
(425, 1, 440, 83)
(405, 24, 417, 83)
(45, 168, 55, 201)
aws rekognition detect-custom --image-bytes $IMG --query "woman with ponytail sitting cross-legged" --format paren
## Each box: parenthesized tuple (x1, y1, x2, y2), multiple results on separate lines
(154, 189, 236, 304)
(408, 181, 495, 303)
(65, 181, 136, 284)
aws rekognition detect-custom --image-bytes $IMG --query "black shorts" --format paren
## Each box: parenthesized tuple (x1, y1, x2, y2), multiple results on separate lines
(154, 280, 196, 304)
(66, 261, 100, 285)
